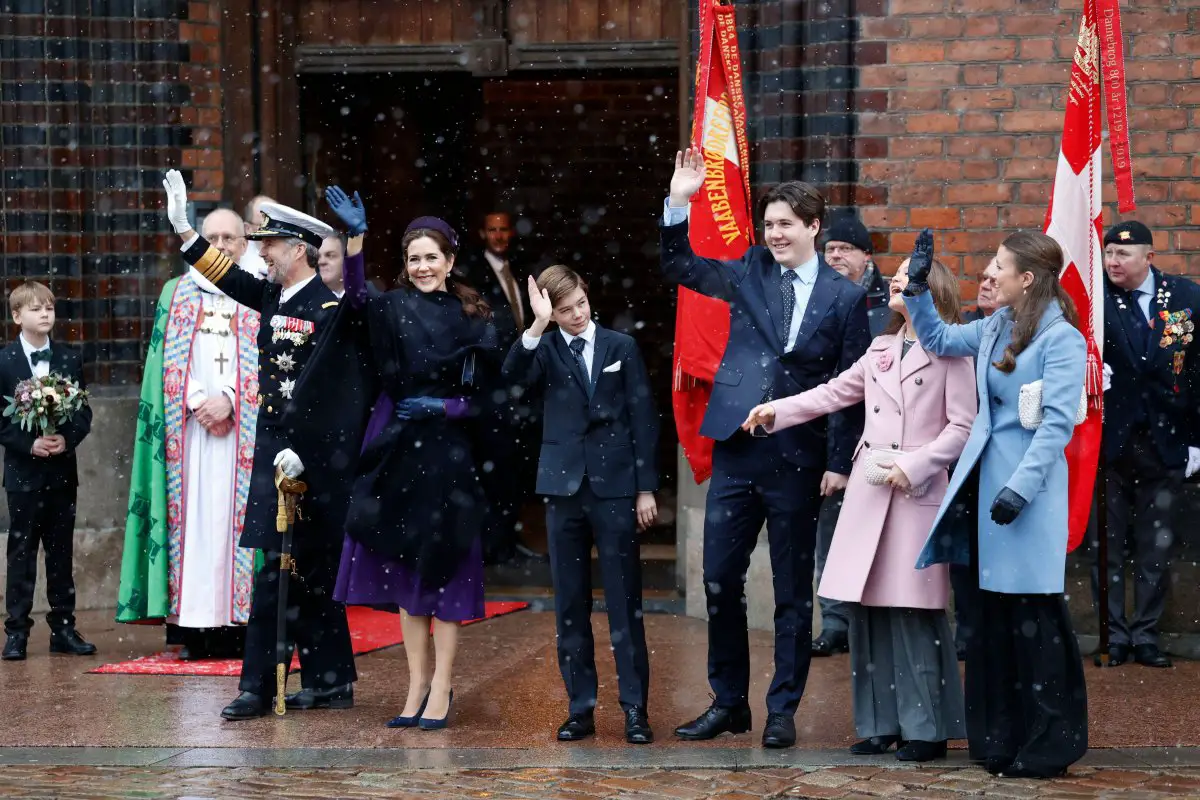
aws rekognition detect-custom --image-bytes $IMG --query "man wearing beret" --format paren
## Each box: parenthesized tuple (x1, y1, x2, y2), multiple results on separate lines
(808, 216, 889, 657)
(161, 170, 376, 718)
(1095, 220, 1200, 668)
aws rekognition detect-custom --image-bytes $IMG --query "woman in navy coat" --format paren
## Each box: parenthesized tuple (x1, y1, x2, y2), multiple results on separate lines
(903, 230, 1088, 779)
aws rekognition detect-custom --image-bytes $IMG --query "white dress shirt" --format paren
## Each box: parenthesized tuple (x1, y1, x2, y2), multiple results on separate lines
(663, 197, 817, 352)
(523, 320, 597, 376)
(280, 273, 317, 304)
(19, 333, 51, 378)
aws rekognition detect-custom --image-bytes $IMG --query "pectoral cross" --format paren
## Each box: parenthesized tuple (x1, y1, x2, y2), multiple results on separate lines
(214, 352, 230, 375)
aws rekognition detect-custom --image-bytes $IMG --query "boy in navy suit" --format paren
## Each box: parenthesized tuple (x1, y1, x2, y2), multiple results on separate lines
(503, 266, 659, 744)
(1, 282, 95, 661)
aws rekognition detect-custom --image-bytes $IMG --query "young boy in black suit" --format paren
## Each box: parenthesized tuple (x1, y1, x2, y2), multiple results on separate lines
(1, 282, 95, 661)
(503, 265, 660, 744)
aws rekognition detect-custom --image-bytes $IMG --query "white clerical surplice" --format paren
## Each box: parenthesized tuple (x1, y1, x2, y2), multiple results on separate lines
(174, 270, 240, 629)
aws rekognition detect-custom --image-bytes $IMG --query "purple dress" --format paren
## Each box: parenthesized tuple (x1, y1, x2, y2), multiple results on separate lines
(331, 254, 488, 622)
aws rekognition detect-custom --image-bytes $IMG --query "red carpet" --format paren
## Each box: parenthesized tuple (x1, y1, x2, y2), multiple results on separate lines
(89, 601, 529, 676)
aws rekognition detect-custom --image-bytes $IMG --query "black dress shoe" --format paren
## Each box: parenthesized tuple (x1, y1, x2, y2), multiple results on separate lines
(761, 713, 796, 748)
(674, 703, 752, 740)
(2, 633, 27, 661)
(557, 712, 595, 741)
(955, 641, 967, 662)
(49, 628, 96, 656)
(850, 735, 902, 755)
(624, 706, 653, 744)
(1134, 643, 1172, 668)
(285, 684, 354, 710)
(1104, 643, 1132, 666)
(221, 692, 269, 720)
(896, 739, 948, 762)
(811, 632, 850, 657)
(985, 756, 1014, 775)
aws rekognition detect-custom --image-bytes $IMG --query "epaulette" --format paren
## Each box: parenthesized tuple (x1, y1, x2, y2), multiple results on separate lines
(321, 301, 339, 309)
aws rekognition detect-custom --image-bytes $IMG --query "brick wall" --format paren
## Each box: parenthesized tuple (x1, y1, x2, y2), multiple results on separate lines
(728, 0, 1198, 296)
(0, 0, 223, 385)
(855, 0, 1199, 290)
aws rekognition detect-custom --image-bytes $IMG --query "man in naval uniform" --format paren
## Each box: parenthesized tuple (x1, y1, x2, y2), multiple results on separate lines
(161, 170, 376, 719)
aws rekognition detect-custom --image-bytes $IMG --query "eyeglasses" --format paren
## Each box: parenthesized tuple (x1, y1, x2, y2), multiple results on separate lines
(209, 234, 246, 245)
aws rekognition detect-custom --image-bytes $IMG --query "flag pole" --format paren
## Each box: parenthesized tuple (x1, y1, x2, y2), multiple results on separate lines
(1094, 424, 1109, 667)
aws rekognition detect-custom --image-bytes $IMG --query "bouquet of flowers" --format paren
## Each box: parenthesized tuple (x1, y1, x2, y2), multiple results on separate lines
(3, 373, 90, 436)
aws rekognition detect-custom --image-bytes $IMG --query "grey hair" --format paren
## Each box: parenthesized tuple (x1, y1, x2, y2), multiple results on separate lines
(281, 237, 320, 269)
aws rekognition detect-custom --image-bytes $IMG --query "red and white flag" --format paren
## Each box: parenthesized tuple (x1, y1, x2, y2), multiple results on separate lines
(1043, 0, 1135, 551)
(673, 0, 753, 483)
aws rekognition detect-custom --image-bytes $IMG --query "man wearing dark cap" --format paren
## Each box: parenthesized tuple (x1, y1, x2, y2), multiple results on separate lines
(823, 218, 889, 336)
(161, 170, 376, 718)
(1095, 219, 1200, 669)
(807, 216, 888, 657)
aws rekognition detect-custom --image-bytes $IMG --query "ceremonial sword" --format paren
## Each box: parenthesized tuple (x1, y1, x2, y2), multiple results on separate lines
(274, 468, 307, 716)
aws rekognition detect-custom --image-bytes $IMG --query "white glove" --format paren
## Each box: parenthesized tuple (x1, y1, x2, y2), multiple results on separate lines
(1187, 447, 1200, 480)
(1102, 362, 1112, 393)
(273, 448, 304, 478)
(163, 169, 192, 235)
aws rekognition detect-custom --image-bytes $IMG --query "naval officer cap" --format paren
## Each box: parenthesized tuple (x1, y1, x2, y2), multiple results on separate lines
(246, 202, 336, 249)
(1104, 220, 1153, 247)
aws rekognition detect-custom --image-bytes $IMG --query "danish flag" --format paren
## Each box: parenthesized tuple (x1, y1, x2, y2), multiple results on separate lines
(1042, 0, 1134, 551)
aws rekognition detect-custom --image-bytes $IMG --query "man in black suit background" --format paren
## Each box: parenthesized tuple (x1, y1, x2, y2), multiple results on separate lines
(503, 265, 659, 745)
(457, 210, 543, 563)
(1, 281, 95, 661)
(1095, 220, 1200, 669)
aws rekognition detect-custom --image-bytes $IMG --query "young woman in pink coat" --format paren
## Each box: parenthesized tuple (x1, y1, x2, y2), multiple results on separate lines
(744, 258, 976, 762)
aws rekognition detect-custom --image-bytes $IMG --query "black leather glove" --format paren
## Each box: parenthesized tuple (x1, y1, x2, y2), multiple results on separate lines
(902, 228, 935, 295)
(990, 487, 1027, 526)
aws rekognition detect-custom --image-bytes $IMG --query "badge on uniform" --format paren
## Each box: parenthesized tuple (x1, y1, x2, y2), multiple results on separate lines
(270, 314, 315, 345)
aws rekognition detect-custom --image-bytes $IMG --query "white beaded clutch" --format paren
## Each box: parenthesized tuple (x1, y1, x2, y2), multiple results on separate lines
(861, 448, 931, 497)
(1017, 380, 1088, 430)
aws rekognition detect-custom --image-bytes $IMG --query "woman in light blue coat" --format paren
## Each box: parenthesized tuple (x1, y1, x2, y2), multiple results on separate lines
(902, 229, 1088, 779)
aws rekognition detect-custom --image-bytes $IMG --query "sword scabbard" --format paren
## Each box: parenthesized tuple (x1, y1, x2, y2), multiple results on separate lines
(275, 663, 286, 716)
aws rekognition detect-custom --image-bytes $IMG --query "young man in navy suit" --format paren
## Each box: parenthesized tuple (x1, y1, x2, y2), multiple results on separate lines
(661, 149, 871, 748)
(503, 266, 659, 745)
(1, 282, 95, 661)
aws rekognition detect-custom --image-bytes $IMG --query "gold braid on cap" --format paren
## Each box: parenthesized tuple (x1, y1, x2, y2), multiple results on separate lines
(192, 244, 235, 284)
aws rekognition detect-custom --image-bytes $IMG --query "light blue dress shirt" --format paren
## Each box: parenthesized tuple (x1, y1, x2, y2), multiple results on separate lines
(1133, 269, 1154, 321)
(664, 199, 817, 352)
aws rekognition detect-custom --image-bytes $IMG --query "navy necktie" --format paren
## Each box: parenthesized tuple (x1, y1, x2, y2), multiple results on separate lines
(1127, 290, 1151, 354)
(568, 337, 590, 394)
(30, 348, 51, 366)
(779, 269, 797, 350)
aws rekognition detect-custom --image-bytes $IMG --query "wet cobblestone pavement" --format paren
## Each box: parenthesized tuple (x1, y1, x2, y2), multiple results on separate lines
(4, 611, 1199, 797)
(1, 765, 1200, 799)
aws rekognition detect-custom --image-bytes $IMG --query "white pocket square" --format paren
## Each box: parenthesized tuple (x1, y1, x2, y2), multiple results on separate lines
(602, 361, 622, 373)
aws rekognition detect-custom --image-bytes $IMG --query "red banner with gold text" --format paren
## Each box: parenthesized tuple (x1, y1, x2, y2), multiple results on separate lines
(673, 0, 753, 483)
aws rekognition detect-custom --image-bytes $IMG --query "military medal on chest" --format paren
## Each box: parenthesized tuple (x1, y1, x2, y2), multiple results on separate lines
(1157, 304, 1193, 391)
(270, 314, 315, 345)
(271, 350, 296, 373)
